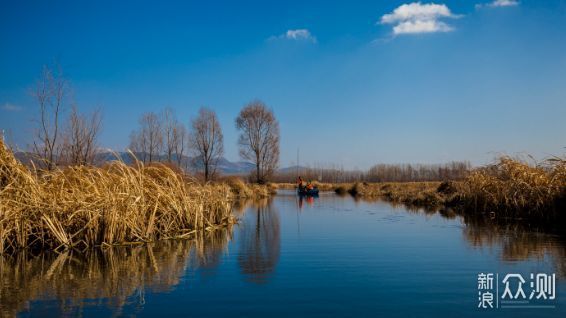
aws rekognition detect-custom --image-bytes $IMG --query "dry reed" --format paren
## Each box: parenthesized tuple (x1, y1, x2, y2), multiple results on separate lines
(456, 156, 565, 218)
(0, 139, 234, 253)
(219, 176, 275, 199)
(328, 156, 565, 219)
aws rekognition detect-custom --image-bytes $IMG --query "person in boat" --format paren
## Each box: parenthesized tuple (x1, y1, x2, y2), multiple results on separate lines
(306, 180, 314, 190)
(297, 176, 304, 190)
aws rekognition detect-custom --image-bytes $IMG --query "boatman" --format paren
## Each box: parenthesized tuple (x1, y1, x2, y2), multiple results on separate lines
(297, 176, 304, 189)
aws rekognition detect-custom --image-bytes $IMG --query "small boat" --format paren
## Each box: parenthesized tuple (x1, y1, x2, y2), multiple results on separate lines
(297, 187, 319, 196)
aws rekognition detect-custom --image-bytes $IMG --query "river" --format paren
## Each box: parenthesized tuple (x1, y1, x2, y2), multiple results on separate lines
(2, 190, 564, 317)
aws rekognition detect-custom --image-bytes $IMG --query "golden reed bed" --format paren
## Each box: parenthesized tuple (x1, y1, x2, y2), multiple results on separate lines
(457, 157, 565, 216)
(0, 140, 234, 253)
(278, 156, 565, 219)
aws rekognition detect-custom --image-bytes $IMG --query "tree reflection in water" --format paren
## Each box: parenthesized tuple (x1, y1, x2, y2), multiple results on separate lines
(461, 215, 566, 277)
(0, 227, 232, 317)
(346, 195, 566, 277)
(237, 198, 281, 284)
(1, 195, 563, 316)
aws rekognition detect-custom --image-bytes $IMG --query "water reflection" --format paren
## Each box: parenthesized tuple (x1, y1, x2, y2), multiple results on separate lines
(0, 228, 232, 317)
(1, 194, 565, 317)
(385, 198, 565, 277)
(346, 195, 566, 277)
(237, 198, 281, 284)
(462, 215, 566, 277)
(297, 195, 316, 210)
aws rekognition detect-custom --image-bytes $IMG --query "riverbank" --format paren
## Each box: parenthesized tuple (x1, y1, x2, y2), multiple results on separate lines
(0, 140, 279, 253)
(277, 157, 565, 222)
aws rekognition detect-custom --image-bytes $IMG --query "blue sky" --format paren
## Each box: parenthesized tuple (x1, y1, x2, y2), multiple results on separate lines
(1, 0, 565, 169)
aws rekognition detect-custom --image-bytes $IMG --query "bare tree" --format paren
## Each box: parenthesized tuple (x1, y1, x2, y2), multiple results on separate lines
(60, 105, 102, 166)
(128, 130, 144, 162)
(173, 124, 187, 167)
(162, 107, 176, 163)
(129, 112, 163, 163)
(31, 64, 70, 170)
(189, 107, 224, 181)
(235, 100, 280, 183)
(161, 107, 187, 166)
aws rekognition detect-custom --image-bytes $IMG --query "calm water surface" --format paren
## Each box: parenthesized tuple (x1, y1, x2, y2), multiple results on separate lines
(2, 190, 565, 317)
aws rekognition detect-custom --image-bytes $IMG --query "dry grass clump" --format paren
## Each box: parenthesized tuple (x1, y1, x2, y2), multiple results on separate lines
(347, 182, 373, 196)
(247, 183, 275, 197)
(334, 182, 443, 207)
(219, 176, 275, 199)
(334, 184, 349, 195)
(266, 182, 278, 194)
(307, 181, 334, 191)
(0, 140, 234, 253)
(221, 176, 253, 198)
(378, 182, 444, 207)
(457, 157, 565, 217)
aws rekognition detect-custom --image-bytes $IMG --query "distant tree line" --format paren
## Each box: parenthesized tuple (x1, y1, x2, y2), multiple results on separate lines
(273, 161, 471, 183)
(365, 162, 470, 182)
(25, 63, 281, 183)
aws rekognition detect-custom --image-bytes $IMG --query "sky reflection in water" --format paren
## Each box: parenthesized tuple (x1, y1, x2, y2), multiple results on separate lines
(2, 190, 565, 317)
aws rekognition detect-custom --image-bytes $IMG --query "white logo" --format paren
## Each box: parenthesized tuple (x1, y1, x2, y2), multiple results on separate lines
(477, 272, 556, 309)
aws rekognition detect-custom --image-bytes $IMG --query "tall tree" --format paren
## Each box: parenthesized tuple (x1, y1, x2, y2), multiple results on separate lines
(161, 107, 187, 166)
(129, 112, 163, 163)
(60, 105, 102, 166)
(173, 123, 188, 168)
(162, 107, 177, 163)
(235, 100, 280, 183)
(189, 107, 224, 181)
(31, 64, 70, 170)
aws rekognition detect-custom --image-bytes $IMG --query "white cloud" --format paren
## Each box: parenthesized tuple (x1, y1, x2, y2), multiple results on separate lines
(1, 103, 23, 112)
(393, 20, 453, 34)
(476, 0, 519, 9)
(380, 2, 459, 35)
(271, 29, 317, 43)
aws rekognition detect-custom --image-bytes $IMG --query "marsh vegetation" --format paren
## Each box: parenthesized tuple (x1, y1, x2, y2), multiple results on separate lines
(279, 156, 565, 223)
(0, 139, 236, 253)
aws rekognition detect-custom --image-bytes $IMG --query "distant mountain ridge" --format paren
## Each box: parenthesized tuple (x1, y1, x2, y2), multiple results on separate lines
(13, 151, 257, 174)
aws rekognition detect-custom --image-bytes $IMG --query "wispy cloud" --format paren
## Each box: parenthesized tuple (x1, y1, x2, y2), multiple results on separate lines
(380, 2, 460, 36)
(270, 29, 317, 43)
(476, 0, 519, 9)
(1, 103, 23, 112)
